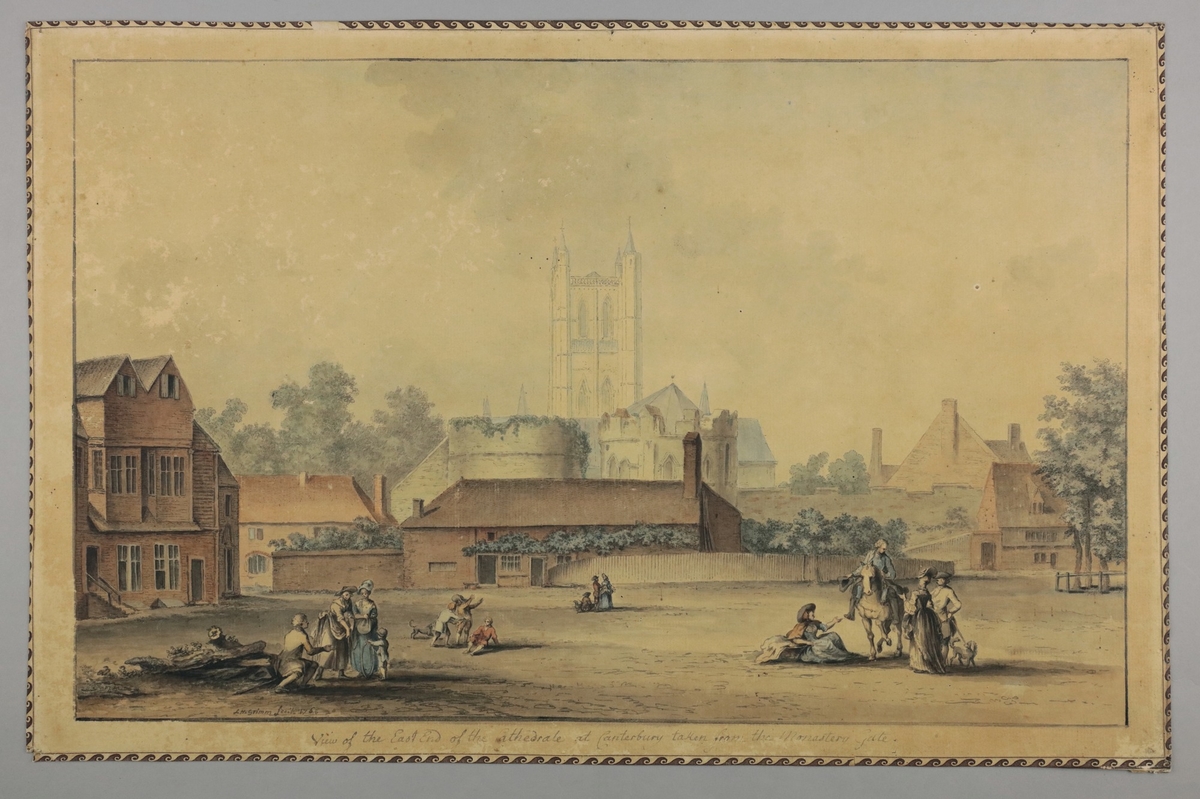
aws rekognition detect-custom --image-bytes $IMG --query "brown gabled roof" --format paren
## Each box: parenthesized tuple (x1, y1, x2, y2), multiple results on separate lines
(236, 474, 395, 525)
(401, 478, 706, 529)
(131, 355, 172, 390)
(75, 355, 130, 398)
(977, 463, 1069, 531)
(192, 421, 219, 451)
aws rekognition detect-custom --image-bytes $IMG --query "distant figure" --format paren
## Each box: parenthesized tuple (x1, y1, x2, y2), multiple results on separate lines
(351, 580, 380, 677)
(757, 604, 856, 664)
(276, 614, 330, 691)
(597, 574, 615, 610)
(464, 617, 500, 655)
(369, 628, 390, 680)
(846, 539, 896, 621)
(930, 572, 964, 664)
(908, 573, 946, 674)
(574, 592, 595, 613)
(591, 576, 604, 609)
(313, 585, 356, 680)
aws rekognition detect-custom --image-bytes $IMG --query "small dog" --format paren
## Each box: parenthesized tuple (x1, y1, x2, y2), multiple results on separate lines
(950, 637, 978, 667)
(409, 620, 434, 640)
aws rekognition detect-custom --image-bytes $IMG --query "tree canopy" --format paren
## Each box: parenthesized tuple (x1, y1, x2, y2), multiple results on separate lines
(787, 450, 870, 495)
(196, 361, 446, 494)
(741, 510, 907, 556)
(1035, 359, 1127, 574)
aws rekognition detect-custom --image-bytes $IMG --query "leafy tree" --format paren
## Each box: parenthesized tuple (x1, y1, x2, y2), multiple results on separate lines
(943, 506, 972, 530)
(827, 450, 871, 494)
(228, 422, 287, 474)
(1036, 360, 1127, 583)
(462, 525, 699, 557)
(740, 518, 790, 553)
(194, 398, 247, 451)
(271, 517, 404, 551)
(373, 386, 446, 485)
(788, 452, 829, 495)
(272, 362, 373, 477)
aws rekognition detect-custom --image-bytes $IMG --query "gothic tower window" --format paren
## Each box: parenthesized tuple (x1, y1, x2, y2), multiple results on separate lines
(577, 381, 591, 415)
(662, 456, 676, 480)
(601, 297, 614, 339)
(704, 457, 711, 481)
(576, 300, 589, 338)
(607, 456, 616, 478)
(600, 377, 614, 412)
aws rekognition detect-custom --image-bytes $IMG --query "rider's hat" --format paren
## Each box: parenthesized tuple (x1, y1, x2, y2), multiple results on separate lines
(935, 571, 952, 582)
(920, 568, 937, 580)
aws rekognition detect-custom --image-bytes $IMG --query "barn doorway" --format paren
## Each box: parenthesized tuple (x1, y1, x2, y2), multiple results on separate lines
(530, 557, 545, 587)
(477, 555, 497, 586)
(190, 559, 204, 603)
(980, 542, 996, 570)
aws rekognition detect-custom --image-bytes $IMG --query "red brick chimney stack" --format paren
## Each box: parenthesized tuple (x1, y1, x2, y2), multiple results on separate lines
(941, 399, 959, 457)
(683, 431, 701, 499)
(412, 498, 424, 520)
(1009, 423, 1021, 450)
(373, 474, 389, 520)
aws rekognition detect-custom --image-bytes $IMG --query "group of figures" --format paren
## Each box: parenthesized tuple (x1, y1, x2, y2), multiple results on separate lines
(757, 540, 976, 673)
(574, 574, 615, 613)
(425, 594, 500, 655)
(276, 580, 390, 691)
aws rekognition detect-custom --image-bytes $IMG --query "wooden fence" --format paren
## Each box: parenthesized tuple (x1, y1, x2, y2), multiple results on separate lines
(546, 553, 955, 586)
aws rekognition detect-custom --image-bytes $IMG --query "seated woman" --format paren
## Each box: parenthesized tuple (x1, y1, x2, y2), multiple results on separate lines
(756, 603, 858, 664)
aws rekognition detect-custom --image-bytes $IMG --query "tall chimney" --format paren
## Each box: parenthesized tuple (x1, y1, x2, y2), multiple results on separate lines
(683, 431, 702, 499)
(412, 498, 424, 519)
(869, 428, 883, 480)
(941, 399, 959, 458)
(1008, 423, 1021, 451)
(373, 474, 389, 520)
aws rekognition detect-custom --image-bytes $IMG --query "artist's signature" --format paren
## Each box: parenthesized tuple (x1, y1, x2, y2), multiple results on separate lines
(232, 706, 325, 717)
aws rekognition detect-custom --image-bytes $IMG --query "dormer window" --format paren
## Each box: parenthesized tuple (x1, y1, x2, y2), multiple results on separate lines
(116, 374, 136, 396)
(159, 373, 180, 399)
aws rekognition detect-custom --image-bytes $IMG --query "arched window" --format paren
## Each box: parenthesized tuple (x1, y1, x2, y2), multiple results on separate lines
(247, 554, 268, 575)
(577, 381, 591, 414)
(619, 459, 631, 479)
(724, 444, 731, 478)
(607, 456, 616, 478)
(662, 456, 676, 480)
(601, 297, 614, 339)
(576, 300, 589, 338)
(704, 457, 711, 481)
(599, 377, 614, 412)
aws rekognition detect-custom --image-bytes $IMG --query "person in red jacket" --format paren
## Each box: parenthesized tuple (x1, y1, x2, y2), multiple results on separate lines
(464, 617, 500, 655)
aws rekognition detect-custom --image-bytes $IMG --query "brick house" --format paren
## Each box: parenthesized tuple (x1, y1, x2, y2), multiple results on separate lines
(401, 432, 743, 589)
(237, 473, 396, 591)
(74, 355, 240, 619)
(972, 462, 1074, 571)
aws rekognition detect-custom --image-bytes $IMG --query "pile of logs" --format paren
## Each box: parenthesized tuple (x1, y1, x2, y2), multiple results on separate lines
(125, 626, 277, 683)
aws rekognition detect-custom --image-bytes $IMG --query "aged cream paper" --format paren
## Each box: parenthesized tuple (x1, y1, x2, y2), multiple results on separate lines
(28, 21, 1167, 767)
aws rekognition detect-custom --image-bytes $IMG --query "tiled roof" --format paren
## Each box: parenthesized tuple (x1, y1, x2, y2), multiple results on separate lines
(625, 383, 698, 425)
(737, 418, 776, 464)
(236, 474, 395, 525)
(401, 477, 721, 529)
(130, 355, 172, 390)
(984, 440, 1033, 464)
(75, 355, 129, 398)
(978, 463, 1069, 531)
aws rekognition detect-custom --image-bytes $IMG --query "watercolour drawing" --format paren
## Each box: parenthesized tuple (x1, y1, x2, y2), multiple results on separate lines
(27, 21, 1168, 767)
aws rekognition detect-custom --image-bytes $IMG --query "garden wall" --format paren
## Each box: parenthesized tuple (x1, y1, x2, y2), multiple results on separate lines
(271, 549, 405, 592)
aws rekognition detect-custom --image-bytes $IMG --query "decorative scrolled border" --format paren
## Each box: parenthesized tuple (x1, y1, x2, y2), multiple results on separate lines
(24, 20, 1170, 771)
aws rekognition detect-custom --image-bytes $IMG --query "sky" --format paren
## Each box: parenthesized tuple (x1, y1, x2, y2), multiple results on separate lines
(74, 58, 1128, 472)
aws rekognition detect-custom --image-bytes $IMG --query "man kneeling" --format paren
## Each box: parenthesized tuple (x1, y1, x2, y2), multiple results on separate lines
(464, 617, 500, 655)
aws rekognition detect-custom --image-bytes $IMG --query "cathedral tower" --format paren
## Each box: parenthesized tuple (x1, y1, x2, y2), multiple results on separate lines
(548, 225, 643, 418)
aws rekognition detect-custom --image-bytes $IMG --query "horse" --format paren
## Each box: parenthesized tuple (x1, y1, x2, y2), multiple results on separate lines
(848, 565, 907, 661)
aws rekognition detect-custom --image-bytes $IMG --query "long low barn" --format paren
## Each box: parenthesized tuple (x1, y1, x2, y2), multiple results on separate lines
(400, 432, 743, 589)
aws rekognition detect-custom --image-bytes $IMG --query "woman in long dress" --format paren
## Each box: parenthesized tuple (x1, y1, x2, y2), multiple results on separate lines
(757, 604, 857, 664)
(908, 573, 947, 674)
(350, 580, 381, 678)
(313, 586, 355, 679)
(596, 574, 614, 611)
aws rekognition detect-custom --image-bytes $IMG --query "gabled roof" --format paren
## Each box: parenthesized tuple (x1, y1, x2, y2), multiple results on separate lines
(236, 474, 395, 525)
(217, 459, 239, 488)
(402, 478, 714, 529)
(977, 463, 1069, 531)
(984, 439, 1032, 464)
(130, 355, 172, 389)
(192, 421, 219, 451)
(626, 383, 698, 426)
(75, 355, 130, 398)
(737, 418, 776, 465)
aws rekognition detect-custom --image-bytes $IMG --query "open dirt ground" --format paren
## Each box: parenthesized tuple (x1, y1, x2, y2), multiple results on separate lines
(76, 576, 1125, 725)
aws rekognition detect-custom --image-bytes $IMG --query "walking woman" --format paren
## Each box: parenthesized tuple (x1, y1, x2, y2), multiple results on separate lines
(908, 569, 947, 674)
(313, 585, 356, 679)
(350, 580, 381, 678)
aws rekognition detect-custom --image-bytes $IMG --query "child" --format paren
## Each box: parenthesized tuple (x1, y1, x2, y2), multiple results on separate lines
(464, 617, 500, 655)
(574, 592, 594, 613)
(369, 628, 390, 679)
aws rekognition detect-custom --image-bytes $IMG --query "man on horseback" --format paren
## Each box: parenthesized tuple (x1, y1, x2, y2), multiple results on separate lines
(844, 539, 897, 621)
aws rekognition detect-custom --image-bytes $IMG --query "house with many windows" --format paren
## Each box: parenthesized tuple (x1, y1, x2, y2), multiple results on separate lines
(74, 354, 240, 619)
